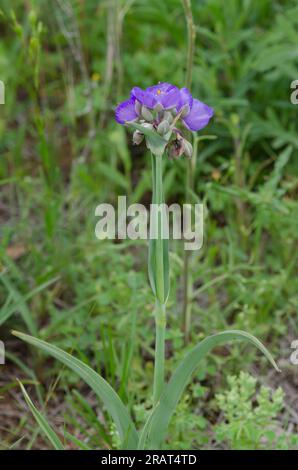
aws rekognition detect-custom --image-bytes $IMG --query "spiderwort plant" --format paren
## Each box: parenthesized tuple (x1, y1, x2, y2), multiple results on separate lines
(13, 83, 280, 451)
(116, 82, 214, 404)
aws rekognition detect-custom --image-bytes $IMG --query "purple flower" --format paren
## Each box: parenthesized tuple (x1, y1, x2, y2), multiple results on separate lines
(115, 82, 214, 157)
(176, 87, 193, 113)
(131, 82, 181, 110)
(115, 96, 138, 125)
(182, 98, 214, 132)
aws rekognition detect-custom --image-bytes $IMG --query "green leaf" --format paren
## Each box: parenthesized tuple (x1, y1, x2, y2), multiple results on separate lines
(12, 331, 138, 449)
(137, 403, 158, 450)
(18, 381, 64, 450)
(145, 330, 280, 449)
(64, 431, 92, 450)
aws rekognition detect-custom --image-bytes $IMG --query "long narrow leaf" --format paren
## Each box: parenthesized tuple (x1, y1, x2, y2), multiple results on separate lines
(19, 381, 64, 450)
(146, 330, 280, 449)
(64, 431, 92, 450)
(13, 331, 138, 449)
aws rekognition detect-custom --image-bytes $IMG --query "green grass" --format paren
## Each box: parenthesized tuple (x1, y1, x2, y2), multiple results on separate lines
(0, 0, 297, 450)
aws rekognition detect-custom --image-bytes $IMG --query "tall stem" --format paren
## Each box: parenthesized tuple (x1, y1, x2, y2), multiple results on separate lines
(182, 0, 196, 89)
(155, 155, 165, 301)
(149, 154, 168, 404)
(182, 137, 198, 343)
(182, 0, 196, 343)
(153, 299, 166, 404)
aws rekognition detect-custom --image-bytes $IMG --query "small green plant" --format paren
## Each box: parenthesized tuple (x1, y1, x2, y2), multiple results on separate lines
(215, 372, 298, 450)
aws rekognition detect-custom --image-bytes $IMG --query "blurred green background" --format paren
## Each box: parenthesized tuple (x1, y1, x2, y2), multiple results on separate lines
(0, 0, 298, 450)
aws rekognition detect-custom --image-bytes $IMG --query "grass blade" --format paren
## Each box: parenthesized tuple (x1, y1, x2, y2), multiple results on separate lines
(18, 381, 64, 450)
(64, 431, 92, 450)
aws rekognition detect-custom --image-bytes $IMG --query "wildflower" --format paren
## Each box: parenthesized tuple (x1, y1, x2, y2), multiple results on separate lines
(115, 82, 214, 158)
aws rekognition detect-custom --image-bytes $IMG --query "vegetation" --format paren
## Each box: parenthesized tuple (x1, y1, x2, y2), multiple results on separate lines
(0, 0, 297, 450)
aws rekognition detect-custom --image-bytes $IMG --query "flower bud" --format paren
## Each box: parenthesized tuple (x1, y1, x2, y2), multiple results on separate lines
(183, 139, 193, 158)
(154, 103, 163, 113)
(141, 106, 154, 121)
(157, 120, 170, 135)
(142, 123, 154, 130)
(163, 111, 174, 124)
(134, 100, 142, 116)
(133, 130, 144, 145)
(167, 134, 185, 159)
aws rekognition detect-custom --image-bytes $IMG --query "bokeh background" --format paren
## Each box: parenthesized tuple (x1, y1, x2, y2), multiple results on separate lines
(0, 0, 298, 449)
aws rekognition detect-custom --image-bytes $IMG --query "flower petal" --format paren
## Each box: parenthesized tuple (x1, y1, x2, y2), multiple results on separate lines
(182, 99, 214, 131)
(146, 82, 172, 95)
(160, 86, 181, 109)
(131, 87, 156, 108)
(145, 83, 180, 109)
(177, 87, 193, 112)
(115, 98, 138, 124)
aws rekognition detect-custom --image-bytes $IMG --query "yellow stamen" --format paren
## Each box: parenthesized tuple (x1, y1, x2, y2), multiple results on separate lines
(157, 89, 161, 95)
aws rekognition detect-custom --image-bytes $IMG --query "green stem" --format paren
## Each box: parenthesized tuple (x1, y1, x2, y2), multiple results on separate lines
(182, 248, 192, 344)
(149, 153, 169, 404)
(155, 154, 165, 301)
(182, 0, 196, 343)
(153, 300, 166, 404)
(182, 0, 196, 89)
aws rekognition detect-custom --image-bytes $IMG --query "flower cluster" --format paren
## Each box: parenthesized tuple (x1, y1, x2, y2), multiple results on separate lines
(115, 82, 214, 158)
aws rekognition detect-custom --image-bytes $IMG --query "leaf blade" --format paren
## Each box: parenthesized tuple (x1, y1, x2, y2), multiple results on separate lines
(13, 331, 138, 449)
(19, 381, 64, 450)
(146, 329, 280, 449)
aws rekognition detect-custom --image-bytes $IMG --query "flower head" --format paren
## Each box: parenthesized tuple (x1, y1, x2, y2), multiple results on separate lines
(115, 82, 214, 158)
(131, 83, 181, 111)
